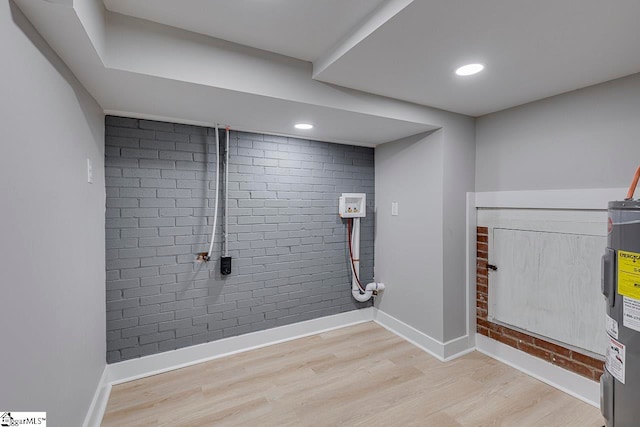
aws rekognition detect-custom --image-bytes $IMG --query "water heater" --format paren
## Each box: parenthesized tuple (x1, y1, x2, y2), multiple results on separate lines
(601, 199, 640, 426)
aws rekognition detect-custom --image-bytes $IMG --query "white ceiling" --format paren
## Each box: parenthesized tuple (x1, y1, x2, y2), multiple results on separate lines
(14, 0, 640, 146)
(103, 0, 386, 62)
(104, 0, 640, 117)
(314, 0, 640, 116)
(14, 0, 444, 147)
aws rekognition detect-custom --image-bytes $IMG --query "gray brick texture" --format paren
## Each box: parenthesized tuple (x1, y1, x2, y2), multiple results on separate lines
(105, 116, 374, 363)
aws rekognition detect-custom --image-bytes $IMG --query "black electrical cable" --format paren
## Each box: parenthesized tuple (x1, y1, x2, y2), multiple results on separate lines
(347, 218, 366, 293)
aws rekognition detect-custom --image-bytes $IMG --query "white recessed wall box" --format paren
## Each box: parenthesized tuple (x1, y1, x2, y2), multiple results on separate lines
(339, 193, 366, 218)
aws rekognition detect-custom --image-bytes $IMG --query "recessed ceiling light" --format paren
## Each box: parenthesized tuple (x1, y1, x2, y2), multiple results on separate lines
(455, 63, 484, 76)
(294, 123, 313, 130)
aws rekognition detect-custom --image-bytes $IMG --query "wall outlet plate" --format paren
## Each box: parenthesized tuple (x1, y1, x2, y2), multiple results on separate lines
(221, 256, 232, 275)
(339, 193, 366, 218)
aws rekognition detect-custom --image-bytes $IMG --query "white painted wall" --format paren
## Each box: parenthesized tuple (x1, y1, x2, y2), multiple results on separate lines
(0, 2, 105, 425)
(442, 120, 476, 341)
(476, 73, 640, 192)
(375, 110, 475, 345)
(375, 131, 445, 341)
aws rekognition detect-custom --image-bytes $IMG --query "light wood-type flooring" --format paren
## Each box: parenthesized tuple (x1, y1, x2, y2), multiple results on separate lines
(102, 322, 604, 426)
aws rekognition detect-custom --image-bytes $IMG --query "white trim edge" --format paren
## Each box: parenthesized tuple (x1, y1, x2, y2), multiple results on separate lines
(476, 334, 600, 408)
(83, 365, 111, 427)
(372, 308, 473, 361)
(106, 308, 374, 385)
(466, 192, 477, 348)
(443, 335, 475, 361)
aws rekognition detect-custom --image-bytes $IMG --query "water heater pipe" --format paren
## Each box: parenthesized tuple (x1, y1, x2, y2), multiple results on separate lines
(348, 217, 385, 302)
(207, 126, 220, 259)
(626, 165, 640, 200)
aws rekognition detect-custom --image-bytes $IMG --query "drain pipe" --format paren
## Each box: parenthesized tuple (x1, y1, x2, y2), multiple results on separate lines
(348, 217, 385, 302)
(220, 126, 232, 275)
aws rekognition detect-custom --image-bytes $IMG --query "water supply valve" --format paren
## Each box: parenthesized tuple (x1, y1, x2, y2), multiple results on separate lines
(339, 193, 366, 218)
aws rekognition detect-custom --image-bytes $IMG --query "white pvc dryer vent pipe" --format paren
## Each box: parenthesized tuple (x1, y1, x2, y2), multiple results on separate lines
(348, 217, 385, 302)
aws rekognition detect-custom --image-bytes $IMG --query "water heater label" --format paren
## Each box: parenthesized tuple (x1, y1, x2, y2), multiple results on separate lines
(606, 337, 626, 384)
(606, 313, 619, 339)
(622, 296, 640, 333)
(617, 250, 640, 300)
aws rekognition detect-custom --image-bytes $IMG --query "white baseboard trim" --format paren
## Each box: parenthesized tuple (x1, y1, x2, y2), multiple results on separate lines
(443, 334, 474, 361)
(372, 308, 473, 362)
(476, 334, 600, 408)
(106, 307, 374, 385)
(83, 365, 111, 427)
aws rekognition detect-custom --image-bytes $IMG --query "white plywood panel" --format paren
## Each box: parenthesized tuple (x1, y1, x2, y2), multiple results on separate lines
(489, 228, 608, 356)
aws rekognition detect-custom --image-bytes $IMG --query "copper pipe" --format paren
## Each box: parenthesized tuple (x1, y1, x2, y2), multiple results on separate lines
(626, 166, 640, 200)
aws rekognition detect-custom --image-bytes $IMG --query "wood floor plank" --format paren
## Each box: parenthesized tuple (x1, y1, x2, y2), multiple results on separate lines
(102, 322, 603, 426)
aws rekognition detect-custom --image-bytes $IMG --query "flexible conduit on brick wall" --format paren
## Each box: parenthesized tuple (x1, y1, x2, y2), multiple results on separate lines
(476, 226, 605, 381)
(104, 116, 374, 363)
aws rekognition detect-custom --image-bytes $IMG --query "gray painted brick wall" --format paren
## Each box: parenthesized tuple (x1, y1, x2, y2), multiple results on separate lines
(105, 116, 374, 362)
